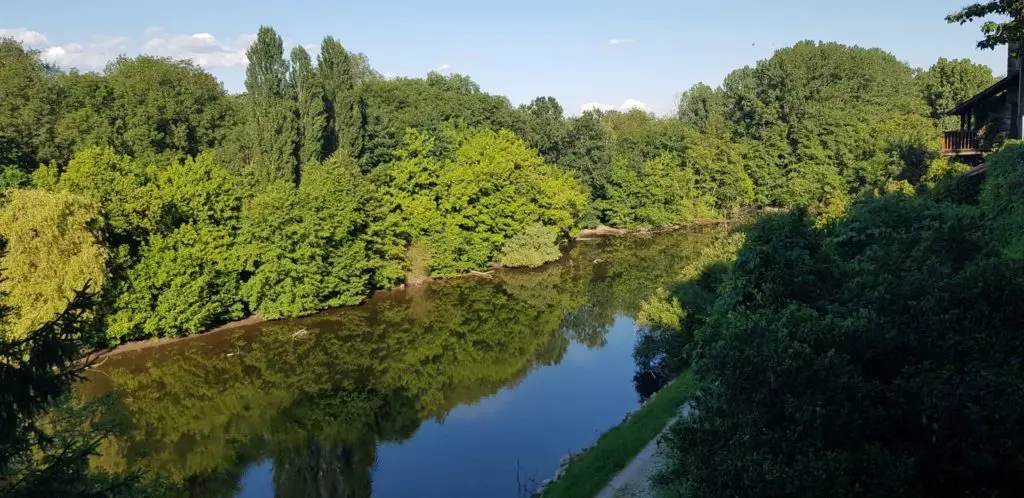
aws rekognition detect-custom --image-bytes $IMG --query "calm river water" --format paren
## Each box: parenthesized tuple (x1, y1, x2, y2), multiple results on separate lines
(77, 230, 717, 498)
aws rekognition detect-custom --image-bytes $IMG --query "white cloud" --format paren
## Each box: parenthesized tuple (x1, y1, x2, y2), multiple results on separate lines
(607, 38, 636, 46)
(42, 36, 128, 70)
(581, 102, 617, 112)
(620, 98, 646, 110)
(382, 71, 399, 80)
(433, 63, 453, 73)
(142, 31, 254, 68)
(580, 99, 647, 113)
(0, 27, 50, 46)
(2, 27, 127, 70)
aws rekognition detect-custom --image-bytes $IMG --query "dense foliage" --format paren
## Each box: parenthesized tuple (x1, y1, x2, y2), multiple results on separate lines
(638, 143, 1024, 496)
(0, 25, 995, 349)
(947, 0, 1024, 52)
(0, 291, 159, 497)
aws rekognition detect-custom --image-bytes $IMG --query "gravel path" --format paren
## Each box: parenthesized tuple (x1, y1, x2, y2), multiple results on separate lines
(594, 402, 692, 498)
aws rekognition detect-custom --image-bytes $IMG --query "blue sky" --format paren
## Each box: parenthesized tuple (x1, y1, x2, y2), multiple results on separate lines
(0, 0, 1010, 115)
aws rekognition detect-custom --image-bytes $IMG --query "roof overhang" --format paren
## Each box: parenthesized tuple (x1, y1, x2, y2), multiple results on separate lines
(945, 72, 1019, 116)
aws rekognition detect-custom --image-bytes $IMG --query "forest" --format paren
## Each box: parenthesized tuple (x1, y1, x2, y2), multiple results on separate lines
(0, 27, 998, 345)
(1, 0, 1021, 493)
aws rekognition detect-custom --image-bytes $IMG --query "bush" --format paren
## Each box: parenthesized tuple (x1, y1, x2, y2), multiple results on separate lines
(499, 223, 562, 268)
(655, 196, 1024, 497)
(981, 141, 1024, 258)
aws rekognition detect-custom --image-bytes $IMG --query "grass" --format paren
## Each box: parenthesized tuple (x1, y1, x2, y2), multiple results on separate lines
(541, 370, 697, 498)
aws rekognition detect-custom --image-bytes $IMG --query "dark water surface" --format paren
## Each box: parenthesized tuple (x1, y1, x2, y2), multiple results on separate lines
(79, 230, 717, 498)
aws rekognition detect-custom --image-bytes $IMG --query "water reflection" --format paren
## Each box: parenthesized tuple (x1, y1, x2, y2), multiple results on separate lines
(80, 230, 717, 497)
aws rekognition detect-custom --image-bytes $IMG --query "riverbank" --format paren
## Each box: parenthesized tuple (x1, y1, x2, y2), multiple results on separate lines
(539, 371, 697, 498)
(90, 222, 735, 360)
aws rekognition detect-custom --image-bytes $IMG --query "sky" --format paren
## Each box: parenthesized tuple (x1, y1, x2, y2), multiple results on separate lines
(0, 0, 1011, 115)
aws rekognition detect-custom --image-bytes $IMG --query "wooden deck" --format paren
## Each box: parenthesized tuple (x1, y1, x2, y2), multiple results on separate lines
(942, 130, 988, 156)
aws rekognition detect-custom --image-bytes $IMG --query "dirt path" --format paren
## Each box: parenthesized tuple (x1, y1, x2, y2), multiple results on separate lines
(594, 402, 693, 498)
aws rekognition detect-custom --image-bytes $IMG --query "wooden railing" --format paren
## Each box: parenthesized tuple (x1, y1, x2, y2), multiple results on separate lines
(942, 130, 985, 155)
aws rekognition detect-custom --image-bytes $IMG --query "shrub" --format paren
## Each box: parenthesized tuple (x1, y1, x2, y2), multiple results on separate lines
(499, 223, 562, 268)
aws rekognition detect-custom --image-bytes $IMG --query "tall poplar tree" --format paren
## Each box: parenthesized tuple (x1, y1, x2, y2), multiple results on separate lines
(290, 46, 327, 167)
(243, 26, 298, 186)
(317, 36, 363, 159)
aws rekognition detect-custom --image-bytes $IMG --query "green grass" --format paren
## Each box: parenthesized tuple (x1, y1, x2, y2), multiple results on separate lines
(541, 371, 697, 498)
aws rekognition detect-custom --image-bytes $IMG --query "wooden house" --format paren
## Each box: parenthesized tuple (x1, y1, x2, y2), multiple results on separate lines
(943, 43, 1024, 161)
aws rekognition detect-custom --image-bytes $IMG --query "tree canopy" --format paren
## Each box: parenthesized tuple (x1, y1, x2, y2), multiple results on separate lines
(0, 28, 988, 349)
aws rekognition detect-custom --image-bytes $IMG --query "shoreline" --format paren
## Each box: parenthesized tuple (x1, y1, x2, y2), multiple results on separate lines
(87, 221, 733, 361)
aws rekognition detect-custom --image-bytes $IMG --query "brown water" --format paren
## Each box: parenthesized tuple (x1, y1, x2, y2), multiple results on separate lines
(78, 229, 718, 498)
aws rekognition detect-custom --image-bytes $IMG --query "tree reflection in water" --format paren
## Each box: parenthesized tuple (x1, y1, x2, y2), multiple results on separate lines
(79, 230, 718, 497)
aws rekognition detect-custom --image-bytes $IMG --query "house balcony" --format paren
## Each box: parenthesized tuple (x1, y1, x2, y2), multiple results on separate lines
(942, 130, 988, 157)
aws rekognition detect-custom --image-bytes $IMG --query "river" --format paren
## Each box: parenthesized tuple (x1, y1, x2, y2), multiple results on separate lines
(77, 229, 718, 498)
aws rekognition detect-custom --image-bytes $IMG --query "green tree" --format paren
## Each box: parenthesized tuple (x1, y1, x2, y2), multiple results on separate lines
(318, 36, 362, 158)
(105, 153, 245, 341)
(52, 71, 115, 163)
(0, 189, 107, 340)
(58, 147, 162, 245)
(377, 127, 587, 277)
(512, 96, 569, 165)
(105, 56, 228, 161)
(681, 130, 755, 213)
(601, 153, 712, 228)
(0, 39, 58, 173)
(721, 41, 932, 204)
(561, 110, 612, 204)
(678, 83, 727, 135)
(289, 46, 327, 166)
(654, 184, 1024, 496)
(239, 153, 373, 318)
(355, 74, 516, 170)
(947, 1, 1024, 51)
(241, 26, 298, 186)
(919, 57, 995, 127)
(1, 291, 154, 498)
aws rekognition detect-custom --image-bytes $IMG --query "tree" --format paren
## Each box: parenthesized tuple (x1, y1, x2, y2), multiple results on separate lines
(52, 71, 115, 163)
(239, 153, 374, 318)
(318, 36, 362, 158)
(290, 46, 327, 166)
(720, 41, 932, 205)
(355, 74, 516, 170)
(1, 290, 154, 498)
(512, 96, 569, 165)
(947, 1, 1024, 51)
(561, 110, 612, 204)
(601, 153, 712, 228)
(58, 147, 162, 246)
(105, 153, 245, 341)
(919, 57, 995, 125)
(245, 26, 290, 99)
(681, 130, 755, 213)
(655, 181, 1024, 496)
(0, 189, 107, 340)
(242, 26, 298, 186)
(0, 39, 58, 173)
(105, 56, 228, 161)
(678, 83, 727, 135)
(377, 127, 587, 277)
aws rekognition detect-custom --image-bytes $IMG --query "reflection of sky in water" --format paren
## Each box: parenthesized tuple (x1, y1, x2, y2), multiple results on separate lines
(234, 316, 639, 498)
(238, 459, 273, 497)
(368, 316, 639, 498)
